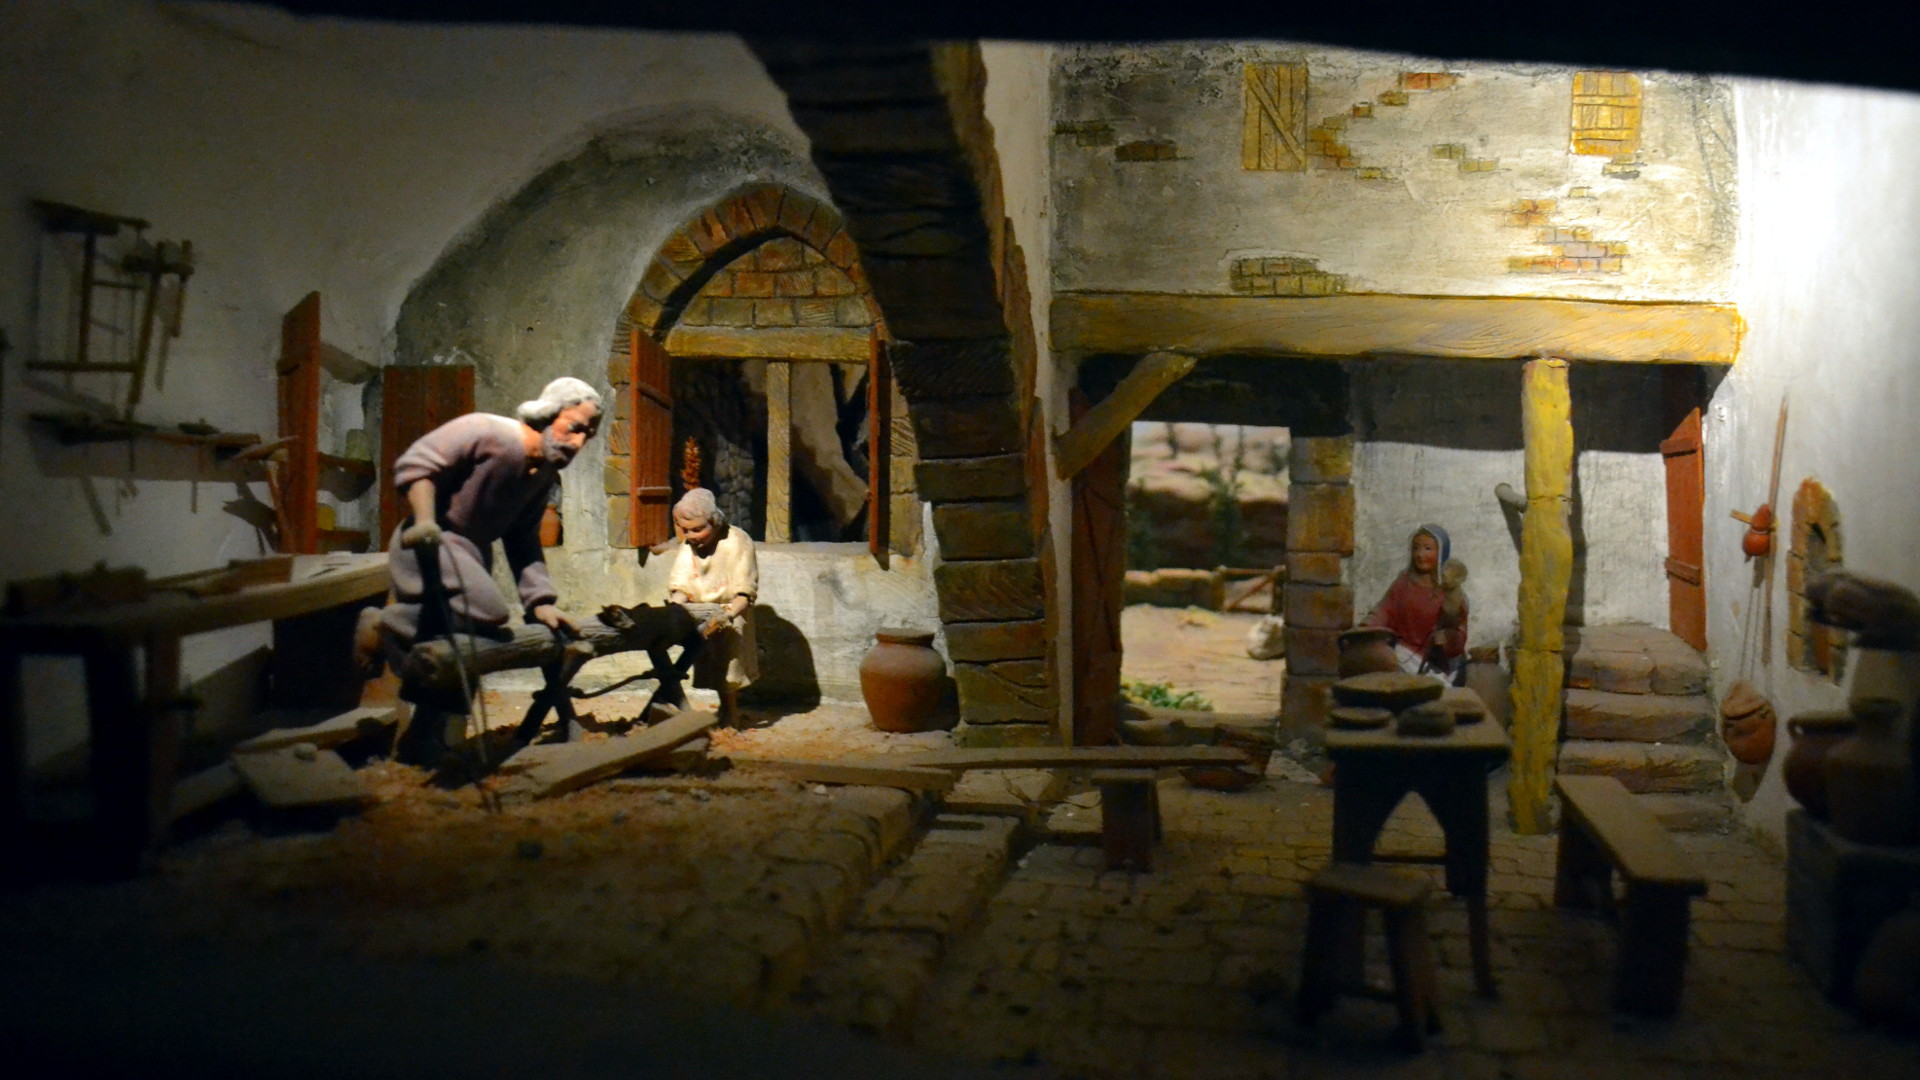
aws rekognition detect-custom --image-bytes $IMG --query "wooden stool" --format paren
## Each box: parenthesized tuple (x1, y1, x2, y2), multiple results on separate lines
(1296, 862, 1442, 1051)
(1092, 769, 1162, 871)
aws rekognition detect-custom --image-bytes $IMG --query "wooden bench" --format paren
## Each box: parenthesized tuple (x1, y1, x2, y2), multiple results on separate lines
(1554, 774, 1709, 1016)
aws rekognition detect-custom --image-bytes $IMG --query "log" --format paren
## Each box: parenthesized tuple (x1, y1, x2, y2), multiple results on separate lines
(401, 603, 721, 692)
(1054, 351, 1197, 480)
(1508, 358, 1574, 836)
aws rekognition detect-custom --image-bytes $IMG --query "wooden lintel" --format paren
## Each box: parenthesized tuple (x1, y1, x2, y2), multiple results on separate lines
(1052, 292, 1743, 366)
(663, 325, 872, 362)
(1054, 350, 1196, 480)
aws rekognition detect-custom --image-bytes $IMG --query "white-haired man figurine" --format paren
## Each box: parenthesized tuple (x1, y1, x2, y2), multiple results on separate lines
(666, 487, 758, 724)
(376, 375, 601, 765)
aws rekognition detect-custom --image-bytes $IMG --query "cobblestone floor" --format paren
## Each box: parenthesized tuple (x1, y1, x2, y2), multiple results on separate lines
(914, 774, 1920, 1080)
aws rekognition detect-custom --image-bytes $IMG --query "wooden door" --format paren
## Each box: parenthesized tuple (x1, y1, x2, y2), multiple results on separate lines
(1661, 406, 1706, 650)
(630, 329, 674, 548)
(380, 365, 474, 542)
(1070, 389, 1129, 746)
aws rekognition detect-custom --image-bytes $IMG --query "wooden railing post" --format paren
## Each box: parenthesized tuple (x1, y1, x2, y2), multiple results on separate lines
(1509, 357, 1574, 835)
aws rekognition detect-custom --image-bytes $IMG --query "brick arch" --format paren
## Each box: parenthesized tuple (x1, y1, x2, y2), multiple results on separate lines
(623, 183, 883, 337)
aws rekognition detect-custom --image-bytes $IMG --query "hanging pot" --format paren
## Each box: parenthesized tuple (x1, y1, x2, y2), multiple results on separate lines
(1783, 709, 1856, 819)
(1719, 679, 1777, 766)
(860, 628, 951, 733)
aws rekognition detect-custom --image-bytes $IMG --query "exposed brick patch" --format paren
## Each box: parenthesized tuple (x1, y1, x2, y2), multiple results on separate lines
(1400, 71, 1461, 92)
(1432, 143, 1466, 160)
(1504, 199, 1628, 275)
(1377, 89, 1409, 106)
(1229, 256, 1346, 297)
(1603, 155, 1644, 180)
(1054, 119, 1115, 147)
(1114, 139, 1178, 162)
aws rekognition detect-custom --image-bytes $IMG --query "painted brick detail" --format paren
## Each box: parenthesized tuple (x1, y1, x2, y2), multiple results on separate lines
(1114, 139, 1179, 162)
(1231, 257, 1347, 296)
(1505, 199, 1629, 275)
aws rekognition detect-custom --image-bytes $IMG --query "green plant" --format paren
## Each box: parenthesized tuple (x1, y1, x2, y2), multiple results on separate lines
(1121, 678, 1215, 712)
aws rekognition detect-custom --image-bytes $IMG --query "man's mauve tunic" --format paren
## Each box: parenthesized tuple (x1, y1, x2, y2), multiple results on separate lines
(378, 413, 560, 643)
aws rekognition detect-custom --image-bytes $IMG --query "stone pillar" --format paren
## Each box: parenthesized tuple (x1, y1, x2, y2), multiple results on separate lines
(1282, 435, 1355, 732)
(1509, 358, 1574, 835)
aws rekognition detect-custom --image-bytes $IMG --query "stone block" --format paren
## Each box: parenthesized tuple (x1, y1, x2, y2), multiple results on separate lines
(1281, 675, 1335, 732)
(605, 418, 632, 457)
(1556, 740, 1723, 794)
(1567, 648, 1654, 693)
(910, 396, 1022, 459)
(935, 559, 1045, 622)
(1284, 626, 1341, 677)
(1283, 583, 1352, 631)
(933, 500, 1033, 560)
(606, 354, 631, 386)
(955, 721, 1054, 748)
(890, 338, 1016, 400)
(944, 619, 1047, 663)
(606, 495, 632, 548)
(603, 456, 631, 496)
(1563, 690, 1711, 742)
(1286, 483, 1354, 554)
(1289, 436, 1353, 482)
(954, 660, 1056, 723)
(794, 298, 839, 327)
(915, 454, 1027, 502)
(753, 299, 798, 327)
(706, 298, 755, 328)
(1648, 646, 1709, 695)
(1287, 551, 1344, 585)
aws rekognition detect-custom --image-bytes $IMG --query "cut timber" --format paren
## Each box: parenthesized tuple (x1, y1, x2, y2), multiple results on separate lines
(403, 603, 719, 692)
(1054, 351, 1197, 479)
(169, 761, 242, 821)
(728, 757, 959, 794)
(230, 746, 371, 811)
(234, 707, 398, 753)
(1509, 358, 1574, 836)
(1050, 293, 1743, 365)
(892, 746, 1252, 771)
(506, 708, 717, 799)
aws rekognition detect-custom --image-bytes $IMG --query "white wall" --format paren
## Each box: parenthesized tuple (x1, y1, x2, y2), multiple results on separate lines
(979, 42, 1063, 734)
(1052, 43, 1736, 301)
(1714, 79, 1920, 842)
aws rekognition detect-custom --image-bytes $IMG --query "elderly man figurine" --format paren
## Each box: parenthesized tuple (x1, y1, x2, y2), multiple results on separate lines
(666, 487, 758, 724)
(376, 375, 601, 765)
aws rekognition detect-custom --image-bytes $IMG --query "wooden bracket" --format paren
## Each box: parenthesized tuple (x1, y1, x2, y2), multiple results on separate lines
(1054, 350, 1196, 480)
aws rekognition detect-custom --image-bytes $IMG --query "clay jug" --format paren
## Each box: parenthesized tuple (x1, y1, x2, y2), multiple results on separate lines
(1338, 627, 1400, 677)
(1783, 709, 1856, 820)
(1825, 697, 1918, 846)
(860, 628, 950, 733)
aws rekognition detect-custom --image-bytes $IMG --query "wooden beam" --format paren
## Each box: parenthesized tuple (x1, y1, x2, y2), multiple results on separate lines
(663, 326, 873, 361)
(402, 602, 720, 693)
(1509, 358, 1574, 836)
(1054, 350, 1197, 479)
(890, 745, 1253, 771)
(1052, 292, 1743, 366)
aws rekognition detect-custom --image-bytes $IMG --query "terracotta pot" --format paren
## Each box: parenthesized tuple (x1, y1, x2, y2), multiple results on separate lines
(1783, 709, 1856, 819)
(1826, 697, 1918, 846)
(1720, 680, 1777, 766)
(860, 628, 949, 733)
(1338, 627, 1400, 677)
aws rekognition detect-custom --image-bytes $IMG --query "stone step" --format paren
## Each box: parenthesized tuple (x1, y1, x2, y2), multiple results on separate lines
(1557, 739, 1724, 795)
(1634, 792, 1736, 833)
(1564, 623, 1708, 696)
(789, 812, 1018, 1033)
(1563, 689, 1713, 742)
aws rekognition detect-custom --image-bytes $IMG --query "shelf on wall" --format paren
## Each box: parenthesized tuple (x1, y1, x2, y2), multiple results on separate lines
(29, 411, 262, 454)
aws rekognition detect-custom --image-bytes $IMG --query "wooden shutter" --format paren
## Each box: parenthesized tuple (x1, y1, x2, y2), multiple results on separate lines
(866, 330, 891, 566)
(379, 364, 475, 542)
(1661, 407, 1706, 651)
(1571, 72, 1642, 156)
(1242, 63, 1307, 171)
(630, 329, 674, 548)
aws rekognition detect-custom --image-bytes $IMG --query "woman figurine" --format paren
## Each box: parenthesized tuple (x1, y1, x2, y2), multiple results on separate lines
(1362, 524, 1469, 684)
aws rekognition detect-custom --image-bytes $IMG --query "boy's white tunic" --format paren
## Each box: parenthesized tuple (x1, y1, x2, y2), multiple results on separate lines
(666, 525, 759, 691)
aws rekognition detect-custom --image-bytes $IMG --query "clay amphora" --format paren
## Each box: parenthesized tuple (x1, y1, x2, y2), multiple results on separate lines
(1337, 627, 1400, 677)
(861, 628, 949, 733)
(1825, 697, 1918, 846)
(1782, 709, 1856, 820)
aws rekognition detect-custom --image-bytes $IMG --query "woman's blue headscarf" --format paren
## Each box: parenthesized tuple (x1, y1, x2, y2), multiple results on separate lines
(1413, 523, 1450, 567)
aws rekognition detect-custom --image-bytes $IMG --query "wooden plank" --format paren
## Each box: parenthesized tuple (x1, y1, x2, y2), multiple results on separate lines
(1510, 358, 1575, 836)
(765, 362, 790, 542)
(893, 745, 1252, 771)
(229, 745, 371, 811)
(1050, 293, 1743, 366)
(1555, 774, 1707, 891)
(234, 707, 398, 753)
(728, 757, 959, 793)
(509, 708, 718, 799)
(663, 326, 873, 361)
(1054, 351, 1196, 480)
(5, 554, 390, 639)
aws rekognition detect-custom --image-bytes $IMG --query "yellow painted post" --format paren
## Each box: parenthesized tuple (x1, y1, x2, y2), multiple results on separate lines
(1509, 358, 1574, 835)
(766, 361, 791, 543)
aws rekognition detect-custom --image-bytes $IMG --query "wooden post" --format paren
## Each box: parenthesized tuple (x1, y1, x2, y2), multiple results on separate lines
(1053, 351, 1196, 480)
(765, 361, 790, 543)
(1509, 357, 1573, 835)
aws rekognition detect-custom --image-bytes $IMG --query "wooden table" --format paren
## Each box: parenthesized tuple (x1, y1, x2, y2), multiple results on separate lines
(0, 553, 389, 877)
(1323, 687, 1511, 996)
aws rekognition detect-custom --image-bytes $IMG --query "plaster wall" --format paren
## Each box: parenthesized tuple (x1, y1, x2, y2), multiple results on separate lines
(979, 42, 1064, 732)
(1349, 360, 1671, 653)
(1715, 79, 1920, 843)
(1052, 43, 1736, 301)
